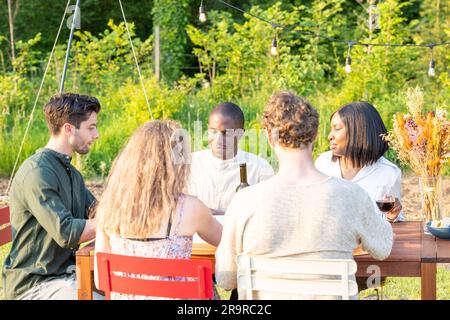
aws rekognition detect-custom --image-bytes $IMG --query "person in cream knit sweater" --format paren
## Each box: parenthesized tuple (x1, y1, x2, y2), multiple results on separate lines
(215, 91, 396, 300)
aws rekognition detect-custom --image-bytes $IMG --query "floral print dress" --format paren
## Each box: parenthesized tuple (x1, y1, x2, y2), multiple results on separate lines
(108, 195, 194, 300)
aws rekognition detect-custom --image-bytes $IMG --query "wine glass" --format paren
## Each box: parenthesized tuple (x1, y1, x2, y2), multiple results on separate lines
(375, 185, 395, 220)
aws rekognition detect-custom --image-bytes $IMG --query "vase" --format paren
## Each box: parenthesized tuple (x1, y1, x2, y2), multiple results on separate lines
(419, 176, 442, 234)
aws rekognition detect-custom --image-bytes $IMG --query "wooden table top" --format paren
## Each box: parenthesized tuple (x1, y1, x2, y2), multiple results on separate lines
(187, 222, 449, 263)
(76, 222, 450, 263)
(76, 241, 96, 256)
(437, 236, 450, 263)
(355, 221, 435, 262)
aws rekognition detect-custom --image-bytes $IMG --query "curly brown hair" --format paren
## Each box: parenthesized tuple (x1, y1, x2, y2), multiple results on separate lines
(263, 91, 319, 149)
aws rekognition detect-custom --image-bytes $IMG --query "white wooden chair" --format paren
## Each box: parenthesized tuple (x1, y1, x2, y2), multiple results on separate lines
(237, 254, 358, 300)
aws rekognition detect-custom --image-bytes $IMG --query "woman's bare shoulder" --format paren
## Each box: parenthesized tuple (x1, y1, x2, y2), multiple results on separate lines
(181, 194, 209, 214)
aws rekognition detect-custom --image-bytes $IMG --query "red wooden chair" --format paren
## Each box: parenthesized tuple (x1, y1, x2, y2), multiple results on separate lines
(96, 252, 214, 300)
(0, 206, 12, 246)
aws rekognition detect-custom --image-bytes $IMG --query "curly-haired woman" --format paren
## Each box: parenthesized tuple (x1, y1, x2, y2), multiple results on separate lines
(215, 91, 394, 299)
(93, 120, 222, 299)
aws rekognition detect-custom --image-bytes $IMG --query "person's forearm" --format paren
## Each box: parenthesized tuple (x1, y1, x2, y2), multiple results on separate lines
(79, 219, 96, 244)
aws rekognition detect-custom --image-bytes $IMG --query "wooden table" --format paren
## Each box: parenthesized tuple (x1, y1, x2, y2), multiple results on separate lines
(355, 221, 446, 300)
(76, 221, 450, 300)
(75, 242, 96, 300)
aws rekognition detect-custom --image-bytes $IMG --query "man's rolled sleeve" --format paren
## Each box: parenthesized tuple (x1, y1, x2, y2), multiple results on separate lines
(24, 167, 86, 249)
(85, 189, 96, 218)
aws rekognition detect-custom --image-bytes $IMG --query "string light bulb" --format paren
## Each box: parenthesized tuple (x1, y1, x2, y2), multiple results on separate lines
(270, 35, 278, 56)
(199, 1, 206, 23)
(345, 56, 352, 73)
(345, 42, 354, 73)
(428, 46, 435, 77)
(428, 59, 435, 77)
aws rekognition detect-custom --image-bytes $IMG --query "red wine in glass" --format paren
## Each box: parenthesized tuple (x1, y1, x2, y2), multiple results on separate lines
(376, 200, 395, 212)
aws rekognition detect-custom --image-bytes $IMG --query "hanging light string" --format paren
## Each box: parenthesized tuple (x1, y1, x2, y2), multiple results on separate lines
(210, 0, 449, 48)
(200, 0, 449, 75)
(118, 0, 154, 119)
(215, 0, 281, 27)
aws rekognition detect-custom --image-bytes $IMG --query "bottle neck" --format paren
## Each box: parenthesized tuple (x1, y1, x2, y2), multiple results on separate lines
(240, 164, 248, 184)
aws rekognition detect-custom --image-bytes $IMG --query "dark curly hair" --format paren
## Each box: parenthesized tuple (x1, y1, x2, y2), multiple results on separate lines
(263, 91, 319, 149)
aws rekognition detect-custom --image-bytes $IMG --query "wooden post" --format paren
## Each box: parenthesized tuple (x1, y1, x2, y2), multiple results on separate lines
(154, 25, 160, 82)
(60, 0, 81, 93)
(7, 0, 16, 72)
(367, 0, 375, 54)
(76, 244, 95, 300)
(421, 263, 437, 300)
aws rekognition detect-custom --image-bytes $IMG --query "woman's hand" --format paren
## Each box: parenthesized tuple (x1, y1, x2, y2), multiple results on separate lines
(386, 198, 402, 222)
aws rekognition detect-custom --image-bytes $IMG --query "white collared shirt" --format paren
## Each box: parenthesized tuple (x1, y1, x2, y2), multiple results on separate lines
(186, 149, 274, 210)
(315, 151, 404, 221)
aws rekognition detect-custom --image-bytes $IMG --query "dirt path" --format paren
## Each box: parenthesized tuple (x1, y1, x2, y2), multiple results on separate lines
(1, 175, 449, 220)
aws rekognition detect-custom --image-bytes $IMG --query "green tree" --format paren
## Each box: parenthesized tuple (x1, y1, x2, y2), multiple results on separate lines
(0, 0, 153, 66)
(152, 0, 191, 83)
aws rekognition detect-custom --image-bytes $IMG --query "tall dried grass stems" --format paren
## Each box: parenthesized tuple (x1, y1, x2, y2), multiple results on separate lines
(384, 87, 450, 221)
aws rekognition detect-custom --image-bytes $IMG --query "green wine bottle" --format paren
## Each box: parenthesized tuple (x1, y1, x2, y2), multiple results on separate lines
(236, 163, 250, 192)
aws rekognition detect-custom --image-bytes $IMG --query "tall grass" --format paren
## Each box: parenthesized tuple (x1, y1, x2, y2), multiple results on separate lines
(0, 14, 448, 179)
(1, 78, 448, 178)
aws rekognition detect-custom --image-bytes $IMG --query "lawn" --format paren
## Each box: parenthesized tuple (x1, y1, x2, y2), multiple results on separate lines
(358, 265, 450, 300)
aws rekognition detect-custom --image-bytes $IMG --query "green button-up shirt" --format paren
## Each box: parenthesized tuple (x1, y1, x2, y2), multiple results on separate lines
(2, 148, 95, 300)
